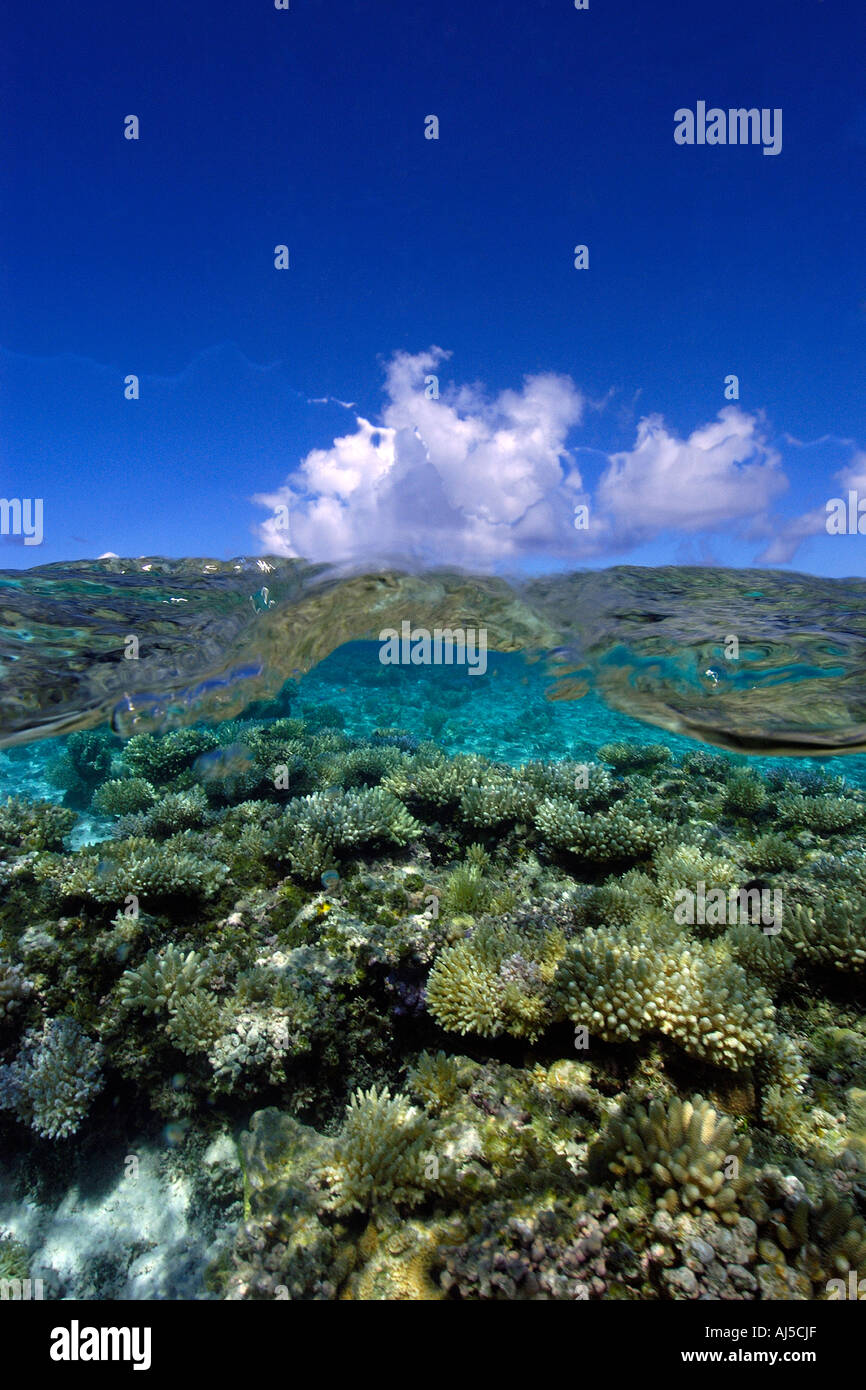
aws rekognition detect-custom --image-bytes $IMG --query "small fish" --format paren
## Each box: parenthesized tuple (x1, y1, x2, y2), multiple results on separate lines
(249, 586, 276, 613)
(193, 743, 255, 782)
(321, 869, 340, 890)
(163, 1119, 191, 1146)
(545, 677, 589, 702)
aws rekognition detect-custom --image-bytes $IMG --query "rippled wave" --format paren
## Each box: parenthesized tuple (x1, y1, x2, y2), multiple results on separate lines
(2, 557, 866, 755)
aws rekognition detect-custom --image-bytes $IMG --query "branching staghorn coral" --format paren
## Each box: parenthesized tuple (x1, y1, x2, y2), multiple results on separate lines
(122, 727, 220, 784)
(588, 1092, 754, 1221)
(598, 742, 672, 773)
(120, 786, 210, 839)
(765, 764, 848, 797)
(585, 870, 656, 928)
(320, 1085, 440, 1215)
(275, 788, 422, 868)
(407, 1051, 463, 1113)
(722, 770, 767, 817)
(285, 828, 338, 883)
(56, 832, 228, 904)
(653, 842, 744, 923)
(393, 755, 615, 832)
(426, 921, 565, 1041)
(682, 750, 735, 781)
(441, 862, 491, 917)
(165, 988, 224, 1055)
(0, 1016, 103, 1139)
(535, 798, 662, 862)
(555, 924, 776, 1070)
(117, 943, 211, 1015)
(457, 776, 528, 829)
(0, 797, 75, 854)
(777, 792, 865, 835)
(517, 759, 615, 808)
(464, 843, 491, 873)
(382, 752, 490, 812)
(788, 896, 866, 973)
(47, 730, 113, 808)
(92, 777, 158, 817)
(336, 745, 405, 789)
(724, 921, 794, 986)
(741, 830, 800, 873)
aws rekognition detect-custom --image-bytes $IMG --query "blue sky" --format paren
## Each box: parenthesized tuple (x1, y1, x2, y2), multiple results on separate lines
(1, 0, 863, 573)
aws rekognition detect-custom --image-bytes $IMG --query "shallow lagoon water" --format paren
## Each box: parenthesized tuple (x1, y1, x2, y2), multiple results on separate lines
(1, 560, 865, 1301)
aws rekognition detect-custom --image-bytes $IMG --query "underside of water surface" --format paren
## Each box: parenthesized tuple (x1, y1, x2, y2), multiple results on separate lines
(1, 559, 865, 1300)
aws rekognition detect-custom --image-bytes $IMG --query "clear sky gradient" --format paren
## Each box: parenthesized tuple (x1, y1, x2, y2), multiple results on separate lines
(1, 0, 864, 573)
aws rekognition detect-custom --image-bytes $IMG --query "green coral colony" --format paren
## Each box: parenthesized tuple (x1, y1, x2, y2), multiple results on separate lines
(1, 714, 866, 1301)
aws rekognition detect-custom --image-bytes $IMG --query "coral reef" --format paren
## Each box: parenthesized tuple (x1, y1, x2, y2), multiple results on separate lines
(47, 731, 114, 809)
(426, 921, 565, 1041)
(321, 1085, 440, 1215)
(1, 715, 864, 1302)
(588, 1093, 755, 1221)
(555, 924, 776, 1070)
(0, 1017, 103, 1138)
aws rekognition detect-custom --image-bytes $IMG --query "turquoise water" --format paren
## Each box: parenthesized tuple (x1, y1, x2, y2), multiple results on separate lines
(1, 561, 865, 1302)
(290, 642, 866, 784)
(5, 641, 865, 829)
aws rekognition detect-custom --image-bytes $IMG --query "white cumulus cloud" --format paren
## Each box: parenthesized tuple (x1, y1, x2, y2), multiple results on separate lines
(756, 448, 866, 563)
(254, 348, 586, 567)
(251, 351, 820, 570)
(595, 407, 787, 545)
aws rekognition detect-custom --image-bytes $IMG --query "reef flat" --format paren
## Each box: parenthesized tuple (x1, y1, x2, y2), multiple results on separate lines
(1, 710, 865, 1300)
